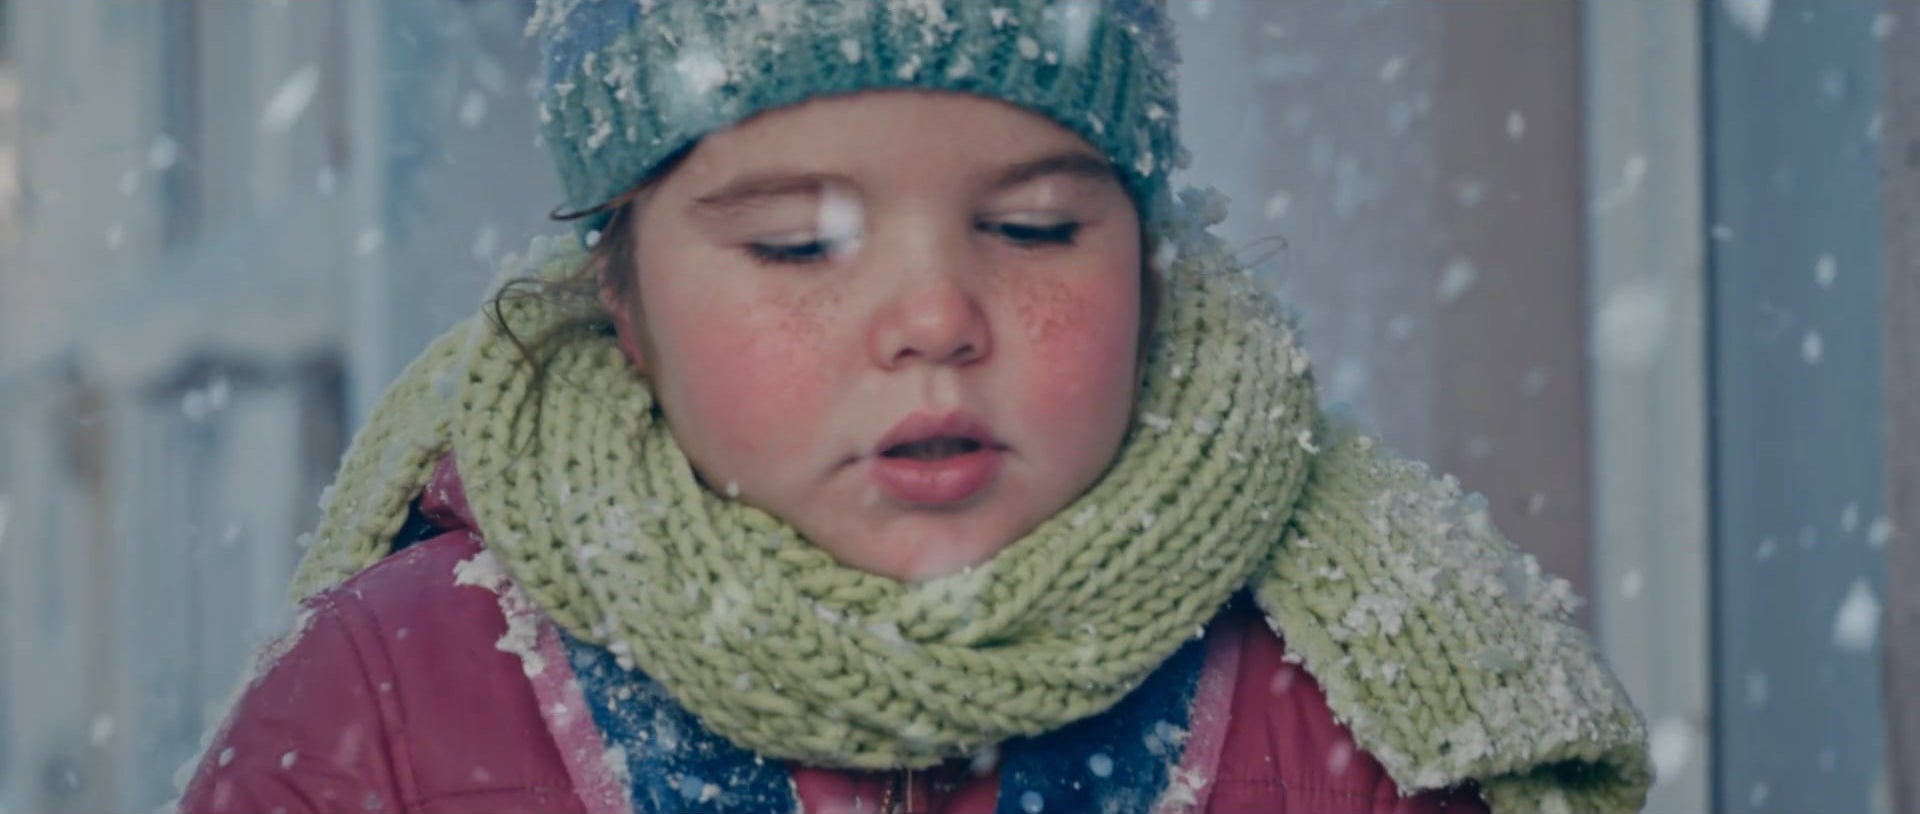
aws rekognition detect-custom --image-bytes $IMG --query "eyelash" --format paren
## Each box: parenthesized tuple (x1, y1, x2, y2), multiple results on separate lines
(989, 221, 1082, 246)
(743, 221, 1083, 266)
(745, 241, 834, 265)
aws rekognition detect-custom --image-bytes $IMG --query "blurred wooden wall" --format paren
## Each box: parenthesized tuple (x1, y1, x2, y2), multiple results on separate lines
(1880, 4, 1919, 812)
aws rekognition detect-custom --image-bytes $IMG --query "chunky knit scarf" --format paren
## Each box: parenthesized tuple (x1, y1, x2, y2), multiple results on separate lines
(289, 192, 1651, 813)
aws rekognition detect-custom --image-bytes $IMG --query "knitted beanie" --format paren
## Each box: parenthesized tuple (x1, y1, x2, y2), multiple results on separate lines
(529, 0, 1185, 240)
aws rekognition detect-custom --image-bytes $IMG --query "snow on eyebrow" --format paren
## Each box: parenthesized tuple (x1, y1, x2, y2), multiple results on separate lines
(818, 181, 866, 260)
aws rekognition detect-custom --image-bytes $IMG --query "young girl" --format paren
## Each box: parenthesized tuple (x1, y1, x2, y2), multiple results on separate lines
(178, 2, 1650, 812)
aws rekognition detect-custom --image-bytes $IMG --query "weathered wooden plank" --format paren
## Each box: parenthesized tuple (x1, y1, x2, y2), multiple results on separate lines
(1881, 6, 1920, 813)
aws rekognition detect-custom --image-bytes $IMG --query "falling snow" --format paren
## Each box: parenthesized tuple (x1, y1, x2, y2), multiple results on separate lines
(1618, 570, 1642, 600)
(818, 181, 866, 260)
(1832, 579, 1880, 653)
(181, 376, 233, 421)
(148, 134, 181, 170)
(472, 224, 501, 264)
(1263, 191, 1292, 221)
(1087, 752, 1114, 778)
(356, 228, 385, 258)
(459, 90, 489, 128)
(1817, 68, 1847, 103)
(1746, 670, 1769, 707)
(1453, 178, 1489, 208)
(1378, 56, 1406, 83)
(1872, 11, 1899, 40)
(1813, 253, 1838, 288)
(89, 715, 115, 747)
(1723, 0, 1774, 42)
(2, 3, 1893, 810)
(1868, 516, 1894, 549)
(1436, 258, 1478, 305)
(1052, 0, 1098, 65)
(1593, 280, 1671, 372)
(1593, 154, 1648, 212)
(259, 65, 321, 134)
(1020, 790, 1045, 813)
(1801, 330, 1824, 365)
(1325, 740, 1355, 775)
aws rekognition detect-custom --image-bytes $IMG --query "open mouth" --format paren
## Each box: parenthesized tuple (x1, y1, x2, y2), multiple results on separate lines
(881, 437, 986, 461)
(867, 411, 1006, 505)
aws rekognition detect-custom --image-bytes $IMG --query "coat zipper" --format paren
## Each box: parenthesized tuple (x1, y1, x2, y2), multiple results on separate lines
(880, 767, 914, 814)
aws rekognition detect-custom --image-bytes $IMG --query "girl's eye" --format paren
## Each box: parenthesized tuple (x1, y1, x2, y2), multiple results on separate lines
(984, 221, 1081, 247)
(744, 239, 835, 265)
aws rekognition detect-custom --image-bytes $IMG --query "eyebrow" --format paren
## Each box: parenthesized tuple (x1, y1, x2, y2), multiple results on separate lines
(989, 151, 1120, 190)
(688, 151, 1121, 216)
(691, 172, 841, 216)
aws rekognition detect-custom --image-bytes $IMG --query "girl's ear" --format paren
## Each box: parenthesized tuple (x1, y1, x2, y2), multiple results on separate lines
(598, 273, 650, 376)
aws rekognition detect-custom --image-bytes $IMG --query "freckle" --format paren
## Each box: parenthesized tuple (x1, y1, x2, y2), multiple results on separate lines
(748, 288, 829, 406)
(760, 287, 821, 351)
(1016, 276, 1087, 346)
(775, 288, 830, 341)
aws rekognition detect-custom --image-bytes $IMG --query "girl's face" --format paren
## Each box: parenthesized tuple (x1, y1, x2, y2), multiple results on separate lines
(603, 90, 1144, 582)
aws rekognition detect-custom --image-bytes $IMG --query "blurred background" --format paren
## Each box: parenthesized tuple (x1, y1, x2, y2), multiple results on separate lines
(0, 1, 1912, 812)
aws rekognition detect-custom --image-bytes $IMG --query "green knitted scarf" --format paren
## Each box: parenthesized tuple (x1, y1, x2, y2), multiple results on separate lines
(289, 194, 1651, 813)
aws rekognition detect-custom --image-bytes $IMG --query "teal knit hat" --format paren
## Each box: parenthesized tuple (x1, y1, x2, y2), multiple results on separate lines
(530, 0, 1186, 242)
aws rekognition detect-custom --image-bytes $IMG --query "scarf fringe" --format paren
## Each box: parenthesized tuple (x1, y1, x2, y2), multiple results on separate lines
(1256, 417, 1650, 812)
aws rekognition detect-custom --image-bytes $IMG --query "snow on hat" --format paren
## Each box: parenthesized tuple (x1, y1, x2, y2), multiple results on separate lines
(530, 0, 1186, 241)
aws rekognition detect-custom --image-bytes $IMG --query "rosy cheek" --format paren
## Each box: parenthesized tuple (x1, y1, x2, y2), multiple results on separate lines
(654, 294, 832, 463)
(1014, 273, 1141, 424)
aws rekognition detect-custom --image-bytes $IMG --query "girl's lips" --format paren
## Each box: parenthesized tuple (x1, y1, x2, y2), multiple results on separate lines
(875, 411, 1001, 455)
(868, 447, 1005, 506)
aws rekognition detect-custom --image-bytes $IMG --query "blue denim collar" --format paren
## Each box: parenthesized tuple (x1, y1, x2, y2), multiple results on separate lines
(561, 625, 1208, 814)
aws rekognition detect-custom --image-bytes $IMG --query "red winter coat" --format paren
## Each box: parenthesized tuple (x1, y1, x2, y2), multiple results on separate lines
(178, 458, 1487, 814)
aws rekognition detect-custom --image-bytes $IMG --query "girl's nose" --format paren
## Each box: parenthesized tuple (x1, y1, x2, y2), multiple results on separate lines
(868, 272, 991, 370)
